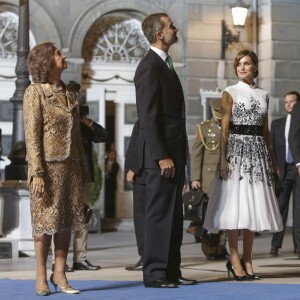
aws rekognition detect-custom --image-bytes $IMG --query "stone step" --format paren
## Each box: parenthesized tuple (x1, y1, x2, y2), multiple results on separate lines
(0, 238, 18, 259)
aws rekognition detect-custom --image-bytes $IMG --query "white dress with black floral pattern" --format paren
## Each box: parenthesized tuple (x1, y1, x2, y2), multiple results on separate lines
(203, 81, 283, 233)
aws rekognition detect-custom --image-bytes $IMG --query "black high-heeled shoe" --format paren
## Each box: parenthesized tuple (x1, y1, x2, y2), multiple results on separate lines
(240, 258, 261, 280)
(226, 260, 251, 281)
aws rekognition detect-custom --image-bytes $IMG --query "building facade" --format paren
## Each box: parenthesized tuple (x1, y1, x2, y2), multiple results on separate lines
(1, 0, 300, 222)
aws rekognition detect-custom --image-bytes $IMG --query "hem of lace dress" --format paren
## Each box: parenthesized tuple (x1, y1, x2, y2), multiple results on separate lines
(32, 224, 86, 237)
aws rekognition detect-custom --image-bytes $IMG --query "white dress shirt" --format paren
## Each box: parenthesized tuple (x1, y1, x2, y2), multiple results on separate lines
(285, 114, 291, 162)
(150, 46, 168, 62)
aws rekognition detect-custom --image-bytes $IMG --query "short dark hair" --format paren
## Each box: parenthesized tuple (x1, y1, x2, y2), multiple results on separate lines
(285, 91, 300, 102)
(233, 50, 259, 78)
(27, 42, 55, 83)
(142, 13, 168, 44)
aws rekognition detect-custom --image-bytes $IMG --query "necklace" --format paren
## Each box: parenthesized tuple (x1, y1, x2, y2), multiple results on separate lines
(50, 84, 63, 93)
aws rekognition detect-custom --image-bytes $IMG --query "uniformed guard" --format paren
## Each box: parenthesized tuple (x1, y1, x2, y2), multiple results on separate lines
(189, 98, 229, 260)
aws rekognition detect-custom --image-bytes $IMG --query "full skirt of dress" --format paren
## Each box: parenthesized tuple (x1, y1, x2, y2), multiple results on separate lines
(203, 135, 283, 234)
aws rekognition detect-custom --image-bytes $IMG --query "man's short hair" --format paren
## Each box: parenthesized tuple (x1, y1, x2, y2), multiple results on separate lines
(142, 13, 168, 44)
(285, 91, 300, 102)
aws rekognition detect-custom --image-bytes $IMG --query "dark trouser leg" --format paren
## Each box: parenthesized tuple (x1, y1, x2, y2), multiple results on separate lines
(133, 182, 145, 259)
(272, 166, 295, 248)
(293, 174, 300, 252)
(166, 169, 184, 281)
(73, 225, 88, 263)
(105, 188, 116, 218)
(143, 169, 181, 285)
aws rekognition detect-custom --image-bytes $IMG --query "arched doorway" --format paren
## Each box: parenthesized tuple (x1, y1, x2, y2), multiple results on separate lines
(81, 10, 149, 227)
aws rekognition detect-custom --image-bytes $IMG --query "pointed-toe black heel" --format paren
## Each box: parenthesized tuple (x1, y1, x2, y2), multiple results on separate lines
(240, 258, 261, 280)
(226, 260, 250, 281)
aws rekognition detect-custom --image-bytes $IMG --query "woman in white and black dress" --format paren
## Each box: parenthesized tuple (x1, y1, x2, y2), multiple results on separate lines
(203, 50, 283, 281)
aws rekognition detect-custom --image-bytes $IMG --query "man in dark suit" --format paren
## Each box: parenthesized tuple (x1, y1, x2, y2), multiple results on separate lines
(270, 91, 300, 255)
(134, 13, 196, 288)
(124, 120, 145, 271)
(289, 93, 300, 259)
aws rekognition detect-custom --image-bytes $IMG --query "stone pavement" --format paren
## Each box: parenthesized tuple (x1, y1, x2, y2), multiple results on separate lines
(0, 224, 299, 284)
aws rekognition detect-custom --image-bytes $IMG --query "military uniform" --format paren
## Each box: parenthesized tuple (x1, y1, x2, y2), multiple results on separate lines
(191, 119, 220, 193)
(190, 118, 228, 259)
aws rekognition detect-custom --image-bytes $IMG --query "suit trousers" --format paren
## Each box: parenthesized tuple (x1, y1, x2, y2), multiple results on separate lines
(132, 181, 145, 259)
(272, 164, 298, 249)
(143, 168, 184, 285)
(73, 224, 89, 263)
(293, 171, 300, 252)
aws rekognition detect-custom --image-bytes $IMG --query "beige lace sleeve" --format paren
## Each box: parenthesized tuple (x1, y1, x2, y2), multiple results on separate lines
(23, 84, 45, 182)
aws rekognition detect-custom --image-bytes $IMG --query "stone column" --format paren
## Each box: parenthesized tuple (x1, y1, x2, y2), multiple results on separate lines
(5, 0, 31, 180)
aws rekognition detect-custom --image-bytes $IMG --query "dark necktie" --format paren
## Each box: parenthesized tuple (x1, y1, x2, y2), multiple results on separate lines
(165, 55, 174, 72)
(287, 146, 293, 163)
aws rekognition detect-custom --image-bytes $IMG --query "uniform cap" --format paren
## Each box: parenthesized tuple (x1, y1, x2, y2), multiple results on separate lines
(209, 98, 222, 120)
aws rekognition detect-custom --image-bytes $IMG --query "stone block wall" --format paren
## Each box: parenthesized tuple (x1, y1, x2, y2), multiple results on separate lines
(258, 0, 300, 120)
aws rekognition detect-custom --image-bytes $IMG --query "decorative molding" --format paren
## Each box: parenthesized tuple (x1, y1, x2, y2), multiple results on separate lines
(82, 73, 134, 83)
(0, 74, 16, 79)
(82, 17, 149, 63)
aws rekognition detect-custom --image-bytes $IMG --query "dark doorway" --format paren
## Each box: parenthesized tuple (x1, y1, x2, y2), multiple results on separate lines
(105, 101, 115, 152)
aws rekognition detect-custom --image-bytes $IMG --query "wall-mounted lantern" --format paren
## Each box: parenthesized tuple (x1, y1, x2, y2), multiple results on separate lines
(221, 0, 249, 59)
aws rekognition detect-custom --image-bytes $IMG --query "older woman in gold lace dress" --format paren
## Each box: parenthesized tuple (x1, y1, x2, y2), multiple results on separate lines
(24, 42, 87, 295)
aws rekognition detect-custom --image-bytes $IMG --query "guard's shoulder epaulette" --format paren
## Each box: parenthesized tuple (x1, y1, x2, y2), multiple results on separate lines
(199, 120, 210, 126)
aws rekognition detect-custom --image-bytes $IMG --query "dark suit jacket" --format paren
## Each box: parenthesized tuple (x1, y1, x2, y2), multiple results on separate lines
(125, 120, 141, 175)
(289, 102, 300, 165)
(124, 120, 145, 184)
(134, 49, 187, 171)
(271, 117, 287, 181)
(81, 122, 109, 182)
(124, 120, 146, 185)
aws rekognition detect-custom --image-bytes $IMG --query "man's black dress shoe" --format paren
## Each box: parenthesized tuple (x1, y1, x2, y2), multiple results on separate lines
(206, 255, 218, 261)
(52, 263, 74, 272)
(269, 246, 279, 255)
(73, 259, 101, 270)
(177, 276, 197, 285)
(125, 258, 143, 271)
(206, 253, 230, 261)
(145, 279, 178, 288)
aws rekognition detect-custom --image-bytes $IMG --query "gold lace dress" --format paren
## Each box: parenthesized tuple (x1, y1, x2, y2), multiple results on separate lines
(23, 83, 87, 237)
